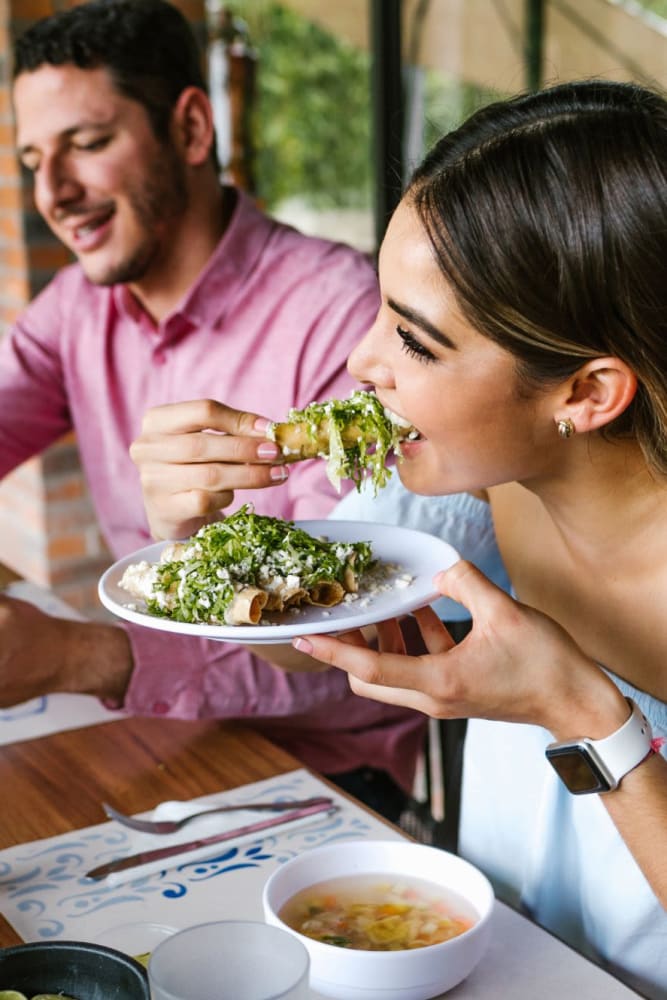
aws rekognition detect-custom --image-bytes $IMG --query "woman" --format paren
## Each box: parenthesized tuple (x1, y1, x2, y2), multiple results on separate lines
(134, 79, 666, 997)
(289, 80, 667, 998)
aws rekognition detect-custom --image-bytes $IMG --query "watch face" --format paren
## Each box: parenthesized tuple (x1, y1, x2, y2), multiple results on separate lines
(546, 745, 613, 794)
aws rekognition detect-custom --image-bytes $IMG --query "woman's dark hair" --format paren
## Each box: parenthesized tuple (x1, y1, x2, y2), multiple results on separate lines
(409, 80, 667, 473)
(13, 0, 209, 152)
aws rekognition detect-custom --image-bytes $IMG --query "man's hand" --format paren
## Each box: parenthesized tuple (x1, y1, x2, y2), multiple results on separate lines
(0, 595, 133, 706)
(130, 399, 289, 540)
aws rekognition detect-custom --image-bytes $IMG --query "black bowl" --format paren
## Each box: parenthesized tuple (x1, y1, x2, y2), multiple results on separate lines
(0, 940, 149, 999)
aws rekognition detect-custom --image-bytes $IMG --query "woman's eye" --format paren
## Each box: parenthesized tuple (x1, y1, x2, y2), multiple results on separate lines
(396, 326, 436, 364)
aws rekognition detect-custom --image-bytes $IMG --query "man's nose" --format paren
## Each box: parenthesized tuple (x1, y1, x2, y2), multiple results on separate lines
(34, 158, 83, 217)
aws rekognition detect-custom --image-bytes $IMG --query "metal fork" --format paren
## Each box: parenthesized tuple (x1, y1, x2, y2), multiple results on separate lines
(102, 796, 334, 835)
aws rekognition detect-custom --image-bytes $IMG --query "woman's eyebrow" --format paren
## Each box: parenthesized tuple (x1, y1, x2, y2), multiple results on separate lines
(387, 296, 457, 349)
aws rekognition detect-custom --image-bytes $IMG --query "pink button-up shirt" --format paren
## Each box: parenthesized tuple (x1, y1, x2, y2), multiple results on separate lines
(0, 189, 426, 790)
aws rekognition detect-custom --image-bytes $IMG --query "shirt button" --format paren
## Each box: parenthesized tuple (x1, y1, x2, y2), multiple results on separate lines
(152, 700, 169, 715)
(154, 350, 167, 365)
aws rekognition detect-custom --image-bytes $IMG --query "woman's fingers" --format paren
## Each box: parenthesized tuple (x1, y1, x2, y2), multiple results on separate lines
(130, 400, 289, 540)
(295, 631, 450, 714)
(139, 454, 287, 495)
(294, 628, 435, 694)
(412, 605, 457, 655)
(376, 617, 407, 655)
(138, 399, 268, 438)
(434, 559, 510, 619)
(294, 632, 396, 681)
(131, 428, 282, 469)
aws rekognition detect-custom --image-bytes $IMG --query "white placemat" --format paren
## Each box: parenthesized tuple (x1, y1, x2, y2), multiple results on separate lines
(0, 581, 125, 746)
(100, 797, 344, 888)
(0, 768, 402, 947)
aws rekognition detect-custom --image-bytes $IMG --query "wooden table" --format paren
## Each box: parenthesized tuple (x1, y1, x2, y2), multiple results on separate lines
(0, 716, 306, 947)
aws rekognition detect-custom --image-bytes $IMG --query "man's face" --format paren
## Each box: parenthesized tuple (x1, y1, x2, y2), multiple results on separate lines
(13, 63, 188, 286)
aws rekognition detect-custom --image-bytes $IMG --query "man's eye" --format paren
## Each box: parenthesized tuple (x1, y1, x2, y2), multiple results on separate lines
(75, 137, 110, 152)
(396, 326, 436, 364)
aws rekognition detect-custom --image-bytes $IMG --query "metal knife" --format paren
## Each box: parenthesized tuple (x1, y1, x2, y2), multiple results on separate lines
(85, 799, 338, 880)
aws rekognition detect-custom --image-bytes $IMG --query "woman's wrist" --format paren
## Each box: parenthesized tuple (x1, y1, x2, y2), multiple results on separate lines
(541, 658, 631, 742)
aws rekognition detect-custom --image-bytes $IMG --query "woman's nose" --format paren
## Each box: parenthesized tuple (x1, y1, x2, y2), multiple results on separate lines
(347, 325, 394, 388)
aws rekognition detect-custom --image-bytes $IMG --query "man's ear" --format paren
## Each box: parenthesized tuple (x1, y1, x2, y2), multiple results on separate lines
(171, 86, 215, 166)
(560, 357, 637, 433)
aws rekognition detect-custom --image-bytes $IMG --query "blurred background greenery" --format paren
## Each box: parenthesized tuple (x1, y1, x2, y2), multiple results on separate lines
(208, 0, 666, 250)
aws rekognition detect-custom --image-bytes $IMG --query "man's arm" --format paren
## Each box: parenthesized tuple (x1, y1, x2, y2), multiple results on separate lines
(0, 588, 359, 717)
(0, 594, 132, 706)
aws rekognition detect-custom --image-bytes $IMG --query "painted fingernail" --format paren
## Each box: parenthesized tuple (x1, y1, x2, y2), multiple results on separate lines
(257, 442, 279, 459)
(254, 417, 271, 433)
(270, 466, 289, 482)
(293, 637, 313, 654)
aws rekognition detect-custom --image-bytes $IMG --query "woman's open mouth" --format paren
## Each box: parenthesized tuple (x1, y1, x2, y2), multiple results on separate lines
(383, 405, 423, 443)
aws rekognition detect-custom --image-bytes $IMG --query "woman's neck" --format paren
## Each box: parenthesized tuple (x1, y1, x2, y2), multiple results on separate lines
(510, 436, 665, 559)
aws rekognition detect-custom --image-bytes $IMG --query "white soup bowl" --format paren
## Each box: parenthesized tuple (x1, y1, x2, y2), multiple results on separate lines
(262, 839, 494, 1000)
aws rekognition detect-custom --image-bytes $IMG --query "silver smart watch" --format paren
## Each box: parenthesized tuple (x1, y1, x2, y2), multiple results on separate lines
(545, 698, 653, 794)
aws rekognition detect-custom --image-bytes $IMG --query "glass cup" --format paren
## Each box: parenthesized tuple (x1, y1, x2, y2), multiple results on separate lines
(147, 920, 310, 1000)
(96, 921, 178, 968)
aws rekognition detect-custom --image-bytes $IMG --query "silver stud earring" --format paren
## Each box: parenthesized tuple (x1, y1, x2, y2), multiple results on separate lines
(556, 418, 575, 439)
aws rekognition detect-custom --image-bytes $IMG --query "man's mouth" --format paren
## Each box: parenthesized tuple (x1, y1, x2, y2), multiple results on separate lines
(59, 206, 115, 246)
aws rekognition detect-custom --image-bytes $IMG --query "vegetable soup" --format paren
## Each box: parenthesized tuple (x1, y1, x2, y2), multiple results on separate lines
(279, 874, 477, 951)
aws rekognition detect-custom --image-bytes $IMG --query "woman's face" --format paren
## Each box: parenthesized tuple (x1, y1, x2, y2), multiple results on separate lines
(348, 199, 559, 496)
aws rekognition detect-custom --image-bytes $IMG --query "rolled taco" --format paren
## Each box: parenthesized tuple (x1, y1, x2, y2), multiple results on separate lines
(268, 389, 418, 493)
(118, 504, 374, 627)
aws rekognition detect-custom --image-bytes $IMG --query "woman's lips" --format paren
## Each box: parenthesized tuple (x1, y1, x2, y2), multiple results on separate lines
(396, 435, 424, 459)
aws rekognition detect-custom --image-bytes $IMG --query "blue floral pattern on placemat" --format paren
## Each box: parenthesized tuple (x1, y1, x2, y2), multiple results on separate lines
(0, 769, 401, 942)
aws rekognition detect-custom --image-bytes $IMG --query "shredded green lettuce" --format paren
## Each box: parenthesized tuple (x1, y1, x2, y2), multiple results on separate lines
(146, 505, 373, 625)
(282, 390, 410, 493)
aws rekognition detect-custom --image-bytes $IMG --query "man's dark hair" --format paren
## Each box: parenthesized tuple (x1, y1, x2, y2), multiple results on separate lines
(13, 0, 208, 146)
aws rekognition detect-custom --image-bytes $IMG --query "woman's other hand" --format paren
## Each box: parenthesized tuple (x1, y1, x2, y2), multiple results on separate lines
(293, 560, 627, 738)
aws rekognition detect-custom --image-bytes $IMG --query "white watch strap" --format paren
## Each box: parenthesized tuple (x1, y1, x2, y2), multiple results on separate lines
(586, 698, 653, 784)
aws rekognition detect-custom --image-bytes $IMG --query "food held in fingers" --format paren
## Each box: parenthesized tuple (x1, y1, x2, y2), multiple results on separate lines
(268, 390, 418, 492)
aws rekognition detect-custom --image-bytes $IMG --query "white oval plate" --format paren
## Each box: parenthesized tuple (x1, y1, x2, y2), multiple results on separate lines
(98, 520, 459, 644)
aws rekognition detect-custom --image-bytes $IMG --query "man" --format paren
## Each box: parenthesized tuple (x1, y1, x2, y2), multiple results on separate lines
(0, 0, 425, 820)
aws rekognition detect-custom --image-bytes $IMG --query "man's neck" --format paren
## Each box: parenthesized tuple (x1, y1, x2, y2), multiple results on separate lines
(127, 182, 232, 324)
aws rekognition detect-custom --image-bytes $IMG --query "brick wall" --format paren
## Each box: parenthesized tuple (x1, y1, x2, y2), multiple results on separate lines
(0, 0, 206, 619)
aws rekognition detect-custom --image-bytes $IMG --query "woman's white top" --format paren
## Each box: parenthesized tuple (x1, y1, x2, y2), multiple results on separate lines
(332, 477, 667, 1000)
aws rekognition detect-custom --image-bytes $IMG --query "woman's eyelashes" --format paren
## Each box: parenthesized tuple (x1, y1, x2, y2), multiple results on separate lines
(396, 326, 437, 364)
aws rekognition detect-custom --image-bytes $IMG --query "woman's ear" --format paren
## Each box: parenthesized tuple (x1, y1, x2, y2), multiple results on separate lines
(559, 357, 637, 433)
(171, 86, 215, 167)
